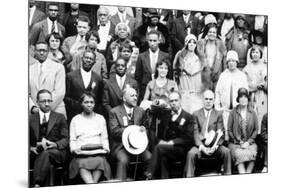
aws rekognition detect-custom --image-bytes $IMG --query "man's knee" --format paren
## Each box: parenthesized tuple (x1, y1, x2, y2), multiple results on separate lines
(187, 147, 199, 159)
(218, 146, 231, 157)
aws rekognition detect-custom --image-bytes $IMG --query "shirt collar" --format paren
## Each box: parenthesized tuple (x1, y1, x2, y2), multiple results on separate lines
(124, 104, 133, 114)
(149, 48, 159, 55)
(47, 17, 57, 24)
(80, 67, 91, 76)
(39, 110, 51, 123)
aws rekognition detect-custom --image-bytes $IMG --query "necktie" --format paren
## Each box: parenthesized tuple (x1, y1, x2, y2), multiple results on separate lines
(51, 21, 55, 33)
(229, 83, 233, 109)
(128, 109, 133, 120)
(42, 114, 47, 124)
(203, 110, 211, 138)
(39, 63, 43, 88)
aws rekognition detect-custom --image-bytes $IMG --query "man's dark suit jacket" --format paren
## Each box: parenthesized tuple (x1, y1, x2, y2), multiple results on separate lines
(163, 109, 195, 151)
(193, 108, 225, 147)
(108, 105, 147, 154)
(29, 19, 65, 45)
(103, 75, 138, 116)
(134, 50, 170, 102)
(61, 10, 89, 38)
(29, 111, 69, 153)
(170, 15, 201, 56)
(64, 69, 104, 122)
(132, 22, 171, 54)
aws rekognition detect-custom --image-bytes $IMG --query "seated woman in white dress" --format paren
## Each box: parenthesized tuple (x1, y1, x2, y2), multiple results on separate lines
(69, 92, 111, 183)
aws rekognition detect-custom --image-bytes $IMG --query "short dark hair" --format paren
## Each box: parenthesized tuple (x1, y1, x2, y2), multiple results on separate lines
(201, 23, 219, 39)
(154, 59, 170, 79)
(118, 40, 133, 52)
(79, 91, 96, 105)
(85, 30, 100, 44)
(45, 32, 64, 46)
(115, 57, 127, 66)
(249, 46, 263, 59)
(83, 48, 96, 60)
(146, 29, 160, 38)
(77, 15, 91, 26)
(36, 89, 52, 101)
(47, 2, 59, 9)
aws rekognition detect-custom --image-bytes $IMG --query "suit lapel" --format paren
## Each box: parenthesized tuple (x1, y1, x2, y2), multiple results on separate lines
(110, 76, 122, 97)
(198, 109, 207, 133)
(32, 113, 40, 140)
(47, 111, 56, 136)
(77, 69, 86, 90)
(144, 51, 152, 74)
(118, 105, 128, 126)
(42, 20, 49, 37)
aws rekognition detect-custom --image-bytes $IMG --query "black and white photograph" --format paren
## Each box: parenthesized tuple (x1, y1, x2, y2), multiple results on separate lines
(1, 0, 279, 188)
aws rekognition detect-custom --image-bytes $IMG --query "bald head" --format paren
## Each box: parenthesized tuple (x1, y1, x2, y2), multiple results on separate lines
(203, 90, 215, 110)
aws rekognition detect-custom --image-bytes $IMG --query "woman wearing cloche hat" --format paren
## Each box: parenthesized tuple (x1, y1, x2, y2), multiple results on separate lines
(173, 34, 204, 114)
(228, 87, 259, 174)
(214, 50, 248, 140)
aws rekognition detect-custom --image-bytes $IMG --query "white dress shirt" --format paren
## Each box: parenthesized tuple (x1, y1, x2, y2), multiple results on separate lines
(98, 22, 111, 50)
(116, 74, 126, 89)
(39, 110, 51, 124)
(203, 109, 212, 138)
(124, 104, 134, 120)
(47, 17, 58, 34)
(80, 68, 92, 88)
(149, 48, 159, 74)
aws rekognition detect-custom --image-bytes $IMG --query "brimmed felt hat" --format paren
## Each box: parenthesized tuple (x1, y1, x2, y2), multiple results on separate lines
(236, 87, 250, 102)
(204, 14, 217, 25)
(144, 8, 160, 18)
(122, 125, 148, 155)
(226, 50, 239, 62)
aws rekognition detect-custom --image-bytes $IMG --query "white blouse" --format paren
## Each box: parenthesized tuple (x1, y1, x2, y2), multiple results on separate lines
(70, 113, 110, 155)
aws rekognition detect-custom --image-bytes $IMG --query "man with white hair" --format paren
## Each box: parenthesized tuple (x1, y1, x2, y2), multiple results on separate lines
(184, 90, 231, 177)
(215, 50, 248, 140)
(108, 87, 151, 180)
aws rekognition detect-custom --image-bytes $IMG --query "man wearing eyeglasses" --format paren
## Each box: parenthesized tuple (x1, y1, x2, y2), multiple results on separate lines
(64, 49, 104, 122)
(29, 42, 66, 118)
(103, 57, 138, 118)
(29, 2, 65, 45)
(184, 90, 231, 177)
(29, 89, 68, 187)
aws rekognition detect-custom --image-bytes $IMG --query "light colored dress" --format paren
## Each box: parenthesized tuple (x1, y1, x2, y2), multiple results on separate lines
(69, 113, 111, 179)
(174, 49, 204, 114)
(243, 60, 267, 133)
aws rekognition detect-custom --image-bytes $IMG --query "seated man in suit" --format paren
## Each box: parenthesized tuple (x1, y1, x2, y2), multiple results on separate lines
(64, 49, 104, 123)
(103, 57, 138, 117)
(108, 87, 151, 180)
(135, 30, 170, 103)
(61, 15, 91, 68)
(29, 89, 68, 187)
(184, 90, 231, 177)
(29, 42, 66, 118)
(150, 91, 195, 179)
(29, 2, 65, 45)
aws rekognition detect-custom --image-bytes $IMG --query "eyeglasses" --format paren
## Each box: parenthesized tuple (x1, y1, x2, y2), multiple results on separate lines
(98, 13, 107, 16)
(39, 99, 53, 104)
(36, 49, 48, 53)
(83, 56, 94, 61)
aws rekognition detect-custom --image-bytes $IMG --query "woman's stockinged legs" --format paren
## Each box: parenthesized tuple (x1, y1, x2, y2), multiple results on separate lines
(80, 168, 94, 183)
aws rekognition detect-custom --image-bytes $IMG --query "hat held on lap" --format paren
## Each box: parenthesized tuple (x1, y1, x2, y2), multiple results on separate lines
(122, 125, 148, 155)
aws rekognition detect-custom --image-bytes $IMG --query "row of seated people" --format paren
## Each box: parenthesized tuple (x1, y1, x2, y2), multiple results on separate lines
(29, 87, 268, 187)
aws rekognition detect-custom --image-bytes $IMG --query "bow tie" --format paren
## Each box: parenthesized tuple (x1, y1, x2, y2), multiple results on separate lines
(171, 110, 179, 116)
